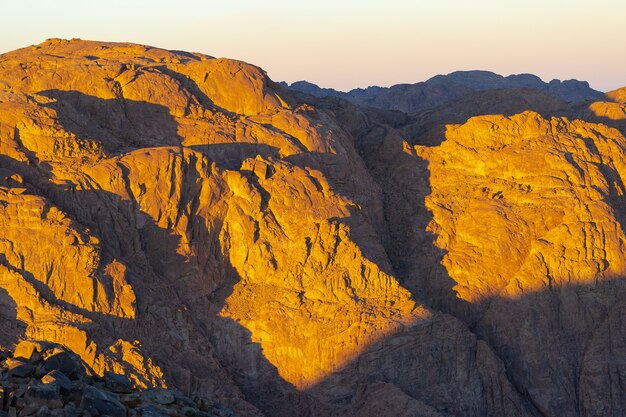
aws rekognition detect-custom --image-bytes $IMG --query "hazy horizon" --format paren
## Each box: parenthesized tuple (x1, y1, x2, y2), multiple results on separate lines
(1, 0, 624, 92)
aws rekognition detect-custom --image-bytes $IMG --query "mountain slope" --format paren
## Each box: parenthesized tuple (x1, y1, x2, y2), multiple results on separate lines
(0, 39, 625, 417)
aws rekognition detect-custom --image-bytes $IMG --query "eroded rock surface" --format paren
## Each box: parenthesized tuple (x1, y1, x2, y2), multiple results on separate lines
(0, 39, 624, 417)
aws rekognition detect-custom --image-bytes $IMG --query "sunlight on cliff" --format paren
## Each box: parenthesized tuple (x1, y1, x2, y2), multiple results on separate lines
(418, 112, 626, 303)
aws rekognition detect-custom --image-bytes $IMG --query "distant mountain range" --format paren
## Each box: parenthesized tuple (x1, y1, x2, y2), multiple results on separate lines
(281, 70, 603, 113)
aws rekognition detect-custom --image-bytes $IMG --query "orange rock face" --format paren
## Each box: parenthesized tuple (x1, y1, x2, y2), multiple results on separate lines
(0, 39, 625, 417)
(419, 112, 626, 301)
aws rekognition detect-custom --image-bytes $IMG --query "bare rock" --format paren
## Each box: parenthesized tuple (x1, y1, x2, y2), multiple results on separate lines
(103, 372, 131, 394)
(141, 388, 174, 405)
(80, 386, 126, 417)
(41, 370, 72, 395)
(4, 358, 35, 378)
(22, 383, 63, 414)
(42, 352, 85, 381)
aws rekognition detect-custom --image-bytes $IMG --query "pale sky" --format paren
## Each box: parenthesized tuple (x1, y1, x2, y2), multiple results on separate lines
(1, 0, 624, 92)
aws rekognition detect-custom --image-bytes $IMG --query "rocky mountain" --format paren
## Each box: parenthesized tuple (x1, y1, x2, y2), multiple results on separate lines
(285, 70, 603, 113)
(0, 39, 625, 417)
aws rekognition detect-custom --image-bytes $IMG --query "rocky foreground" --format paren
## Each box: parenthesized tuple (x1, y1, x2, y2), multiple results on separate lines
(0, 341, 234, 417)
(0, 39, 625, 417)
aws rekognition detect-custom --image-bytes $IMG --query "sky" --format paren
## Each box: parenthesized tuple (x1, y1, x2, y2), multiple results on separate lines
(1, 0, 624, 92)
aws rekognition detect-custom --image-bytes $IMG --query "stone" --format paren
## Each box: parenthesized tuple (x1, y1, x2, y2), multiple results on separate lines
(181, 408, 214, 417)
(119, 392, 142, 408)
(173, 391, 196, 407)
(138, 405, 169, 417)
(79, 386, 126, 417)
(5, 358, 35, 378)
(42, 352, 85, 380)
(211, 405, 237, 417)
(141, 388, 174, 405)
(103, 371, 132, 394)
(41, 370, 72, 394)
(21, 383, 63, 414)
(57, 405, 82, 417)
(13, 341, 51, 362)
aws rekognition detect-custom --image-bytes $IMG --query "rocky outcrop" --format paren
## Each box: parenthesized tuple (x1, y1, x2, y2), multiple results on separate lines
(0, 340, 232, 417)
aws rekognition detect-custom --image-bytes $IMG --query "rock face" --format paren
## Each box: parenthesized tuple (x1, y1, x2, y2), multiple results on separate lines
(327, 107, 626, 417)
(287, 70, 603, 113)
(0, 38, 625, 417)
(579, 87, 626, 135)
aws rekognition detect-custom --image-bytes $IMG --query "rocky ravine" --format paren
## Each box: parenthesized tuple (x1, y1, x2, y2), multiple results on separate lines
(0, 39, 624, 417)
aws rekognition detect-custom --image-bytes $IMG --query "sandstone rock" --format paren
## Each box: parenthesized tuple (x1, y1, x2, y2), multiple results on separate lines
(354, 108, 626, 417)
(578, 87, 626, 136)
(13, 341, 51, 362)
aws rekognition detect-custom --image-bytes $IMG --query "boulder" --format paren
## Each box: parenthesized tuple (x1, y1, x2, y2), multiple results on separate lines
(173, 391, 196, 407)
(41, 370, 72, 394)
(211, 405, 237, 417)
(138, 405, 169, 417)
(42, 352, 85, 380)
(12, 341, 51, 362)
(103, 371, 132, 394)
(80, 386, 126, 417)
(141, 388, 174, 405)
(21, 383, 63, 414)
(4, 358, 35, 378)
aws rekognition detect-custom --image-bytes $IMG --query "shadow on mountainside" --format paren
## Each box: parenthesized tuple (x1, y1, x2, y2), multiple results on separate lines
(0, 152, 303, 414)
(0, 287, 24, 349)
(303, 276, 626, 417)
(573, 104, 626, 139)
(400, 88, 572, 147)
(305, 91, 626, 416)
(37, 89, 392, 273)
(2, 87, 626, 417)
(38, 89, 184, 153)
(189, 143, 280, 170)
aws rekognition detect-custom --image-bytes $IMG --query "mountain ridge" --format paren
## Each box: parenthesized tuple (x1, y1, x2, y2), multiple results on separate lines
(284, 70, 603, 113)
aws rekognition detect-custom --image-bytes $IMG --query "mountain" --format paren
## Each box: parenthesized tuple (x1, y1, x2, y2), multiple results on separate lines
(0, 39, 625, 417)
(286, 70, 603, 113)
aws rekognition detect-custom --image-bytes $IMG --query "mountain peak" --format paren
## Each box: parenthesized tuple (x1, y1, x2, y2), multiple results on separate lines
(287, 70, 602, 112)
